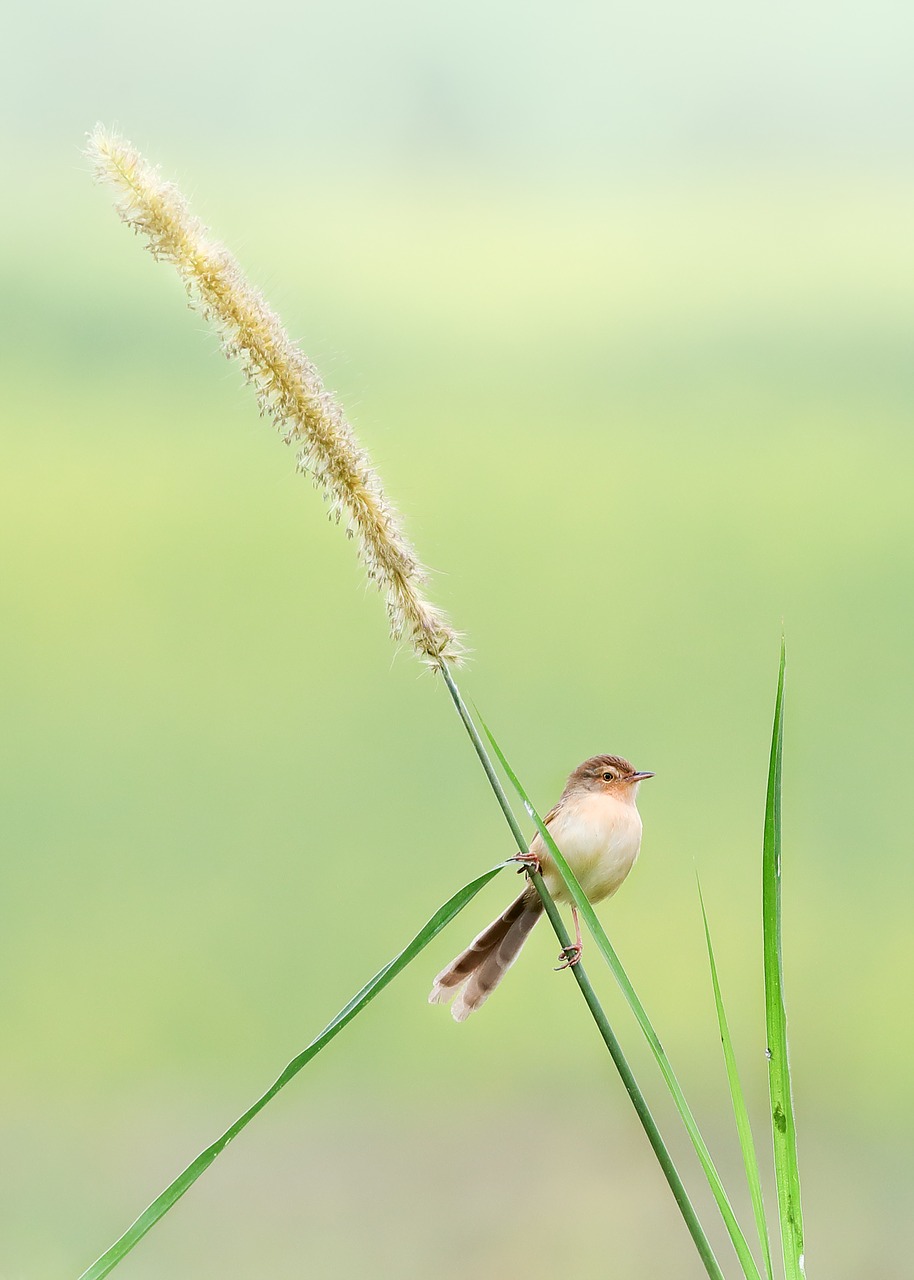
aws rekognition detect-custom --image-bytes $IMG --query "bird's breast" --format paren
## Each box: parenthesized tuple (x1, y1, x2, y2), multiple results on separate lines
(538, 793, 643, 904)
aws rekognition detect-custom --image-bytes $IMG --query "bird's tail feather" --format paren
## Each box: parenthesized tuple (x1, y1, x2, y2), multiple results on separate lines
(428, 887, 543, 1022)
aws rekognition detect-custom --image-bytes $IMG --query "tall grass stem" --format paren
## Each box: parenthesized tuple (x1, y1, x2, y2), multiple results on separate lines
(480, 717, 763, 1280)
(439, 666, 725, 1280)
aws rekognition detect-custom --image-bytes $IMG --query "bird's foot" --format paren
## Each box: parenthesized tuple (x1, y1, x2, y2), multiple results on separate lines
(554, 944, 582, 971)
(512, 851, 541, 876)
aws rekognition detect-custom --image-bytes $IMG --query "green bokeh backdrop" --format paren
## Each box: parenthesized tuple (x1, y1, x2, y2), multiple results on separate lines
(3, 6, 914, 1276)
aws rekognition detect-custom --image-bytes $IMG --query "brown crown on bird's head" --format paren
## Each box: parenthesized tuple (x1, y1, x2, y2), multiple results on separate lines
(565, 755, 655, 794)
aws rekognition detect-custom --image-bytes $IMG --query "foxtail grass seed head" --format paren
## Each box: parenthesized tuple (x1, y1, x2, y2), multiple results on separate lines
(86, 126, 464, 669)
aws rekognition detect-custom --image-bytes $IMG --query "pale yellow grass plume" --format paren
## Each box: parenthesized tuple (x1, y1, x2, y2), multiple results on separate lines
(86, 125, 463, 669)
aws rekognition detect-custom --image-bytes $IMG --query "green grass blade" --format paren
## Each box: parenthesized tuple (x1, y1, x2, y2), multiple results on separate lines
(698, 878, 775, 1280)
(76, 862, 509, 1280)
(480, 718, 763, 1280)
(763, 640, 807, 1279)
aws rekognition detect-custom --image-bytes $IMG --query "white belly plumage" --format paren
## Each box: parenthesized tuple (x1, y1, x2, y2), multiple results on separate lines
(534, 792, 643, 905)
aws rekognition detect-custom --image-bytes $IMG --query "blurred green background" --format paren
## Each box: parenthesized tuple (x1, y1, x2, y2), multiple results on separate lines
(3, 3, 914, 1277)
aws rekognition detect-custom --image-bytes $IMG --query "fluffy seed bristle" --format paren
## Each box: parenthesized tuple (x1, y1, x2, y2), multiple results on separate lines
(86, 125, 464, 669)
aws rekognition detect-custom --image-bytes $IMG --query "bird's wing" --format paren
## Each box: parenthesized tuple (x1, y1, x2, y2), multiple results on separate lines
(543, 801, 563, 827)
(527, 799, 564, 856)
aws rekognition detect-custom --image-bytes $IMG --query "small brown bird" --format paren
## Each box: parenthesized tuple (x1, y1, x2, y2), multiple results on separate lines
(429, 755, 653, 1021)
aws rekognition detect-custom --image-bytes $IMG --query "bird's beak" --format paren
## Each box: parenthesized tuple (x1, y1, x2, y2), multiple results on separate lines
(629, 771, 655, 782)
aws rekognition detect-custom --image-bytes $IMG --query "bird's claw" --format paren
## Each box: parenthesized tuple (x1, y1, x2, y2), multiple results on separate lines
(512, 851, 541, 876)
(554, 945, 582, 971)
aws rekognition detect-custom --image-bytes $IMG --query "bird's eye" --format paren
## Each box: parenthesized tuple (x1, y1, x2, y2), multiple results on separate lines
(602, 771, 614, 782)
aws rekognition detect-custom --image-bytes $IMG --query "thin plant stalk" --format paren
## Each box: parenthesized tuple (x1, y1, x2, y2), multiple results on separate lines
(439, 665, 725, 1280)
(479, 713, 763, 1280)
(762, 641, 806, 1278)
